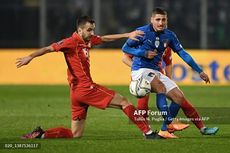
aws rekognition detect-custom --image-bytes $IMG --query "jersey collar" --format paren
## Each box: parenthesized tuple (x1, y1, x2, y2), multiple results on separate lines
(72, 32, 92, 49)
(72, 32, 85, 44)
(149, 24, 166, 34)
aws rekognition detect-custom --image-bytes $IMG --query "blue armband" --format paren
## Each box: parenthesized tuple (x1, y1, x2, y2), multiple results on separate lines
(177, 49, 203, 73)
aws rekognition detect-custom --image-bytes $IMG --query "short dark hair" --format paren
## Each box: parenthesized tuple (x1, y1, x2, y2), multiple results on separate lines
(152, 7, 167, 16)
(76, 16, 95, 29)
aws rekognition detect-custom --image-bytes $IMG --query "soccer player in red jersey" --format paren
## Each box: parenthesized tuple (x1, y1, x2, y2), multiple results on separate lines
(16, 16, 163, 140)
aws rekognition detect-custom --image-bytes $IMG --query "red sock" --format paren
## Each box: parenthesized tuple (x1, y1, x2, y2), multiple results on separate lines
(44, 127, 73, 138)
(123, 105, 150, 133)
(181, 99, 204, 129)
(137, 95, 149, 120)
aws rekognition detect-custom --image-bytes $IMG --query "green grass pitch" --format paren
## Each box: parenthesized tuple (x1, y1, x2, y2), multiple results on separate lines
(0, 85, 230, 153)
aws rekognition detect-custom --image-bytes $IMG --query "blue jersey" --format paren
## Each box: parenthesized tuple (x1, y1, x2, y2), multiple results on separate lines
(125, 24, 183, 71)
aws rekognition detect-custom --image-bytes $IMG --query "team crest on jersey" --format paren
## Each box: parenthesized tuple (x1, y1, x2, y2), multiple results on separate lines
(155, 37, 160, 48)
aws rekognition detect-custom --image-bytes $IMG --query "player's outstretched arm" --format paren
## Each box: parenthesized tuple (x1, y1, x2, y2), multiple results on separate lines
(176, 49, 210, 83)
(16, 46, 55, 68)
(101, 30, 144, 42)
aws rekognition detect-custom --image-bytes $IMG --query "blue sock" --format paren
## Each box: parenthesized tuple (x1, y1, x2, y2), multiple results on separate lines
(156, 93, 173, 131)
(169, 101, 181, 119)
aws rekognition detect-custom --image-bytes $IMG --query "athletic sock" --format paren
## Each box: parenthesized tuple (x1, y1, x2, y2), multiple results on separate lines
(122, 104, 151, 134)
(169, 101, 181, 119)
(43, 127, 73, 138)
(137, 95, 150, 120)
(180, 99, 205, 129)
(156, 93, 173, 131)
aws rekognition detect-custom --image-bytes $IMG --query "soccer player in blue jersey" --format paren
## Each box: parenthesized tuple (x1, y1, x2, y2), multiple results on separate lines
(122, 7, 219, 138)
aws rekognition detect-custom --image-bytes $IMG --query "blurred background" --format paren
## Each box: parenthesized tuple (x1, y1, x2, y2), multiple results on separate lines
(0, 0, 229, 49)
(0, 0, 229, 85)
(1, 1, 229, 150)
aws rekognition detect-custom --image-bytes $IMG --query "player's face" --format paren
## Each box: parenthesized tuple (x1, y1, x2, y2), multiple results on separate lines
(80, 22, 95, 42)
(151, 14, 167, 32)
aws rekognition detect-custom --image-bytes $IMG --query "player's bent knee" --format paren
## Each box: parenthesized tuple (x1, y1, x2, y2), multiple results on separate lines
(168, 88, 185, 104)
(174, 89, 185, 102)
(71, 119, 85, 138)
(120, 97, 132, 108)
(109, 93, 132, 109)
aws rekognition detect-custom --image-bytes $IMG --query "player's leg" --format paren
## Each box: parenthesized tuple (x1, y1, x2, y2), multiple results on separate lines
(167, 87, 203, 129)
(108, 93, 150, 132)
(70, 103, 88, 138)
(158, 74, 190, 133)
(25, 86, 88, 139)
(138, 69, 174, 130)
(133, 69, 177, 138)
(180, 98, 219, 135)
(137, 95, 150, 121)
(166, 87, 186, 130)
(21, 85, 86, 139)
(21, 126, 73, 139)
(168, 99, 189, 133)
(151, 75, 180, 138)
(21, 85, 81, 139)
(71, 119, 86, 138)
(167, 88, 219, 135)
(70, 87, 89, 138)
(78, 84, 162, 139)
(108, 93, 163, 139)
(43, 127, 73, 138)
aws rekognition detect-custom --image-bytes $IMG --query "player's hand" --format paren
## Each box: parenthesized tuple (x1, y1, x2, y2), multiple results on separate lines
(128, 30, 144, 41)
(145, 51, 158, 59)
(199, 72, 210, 84)
(16, 56, 33, 68)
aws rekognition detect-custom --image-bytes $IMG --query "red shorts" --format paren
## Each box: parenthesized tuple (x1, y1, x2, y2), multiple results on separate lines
(70, 84, 115, 120)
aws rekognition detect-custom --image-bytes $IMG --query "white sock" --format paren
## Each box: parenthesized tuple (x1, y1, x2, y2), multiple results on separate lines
(41, 133, 45, 139)
(200, 127, 206, 133)
(145, 130, 153, 135)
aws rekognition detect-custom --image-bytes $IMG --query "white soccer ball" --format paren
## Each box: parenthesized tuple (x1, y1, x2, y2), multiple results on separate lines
(129, 77, 151, 98)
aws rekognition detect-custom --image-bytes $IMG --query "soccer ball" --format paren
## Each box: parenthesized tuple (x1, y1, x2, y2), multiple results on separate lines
(129, 77, 151, 98)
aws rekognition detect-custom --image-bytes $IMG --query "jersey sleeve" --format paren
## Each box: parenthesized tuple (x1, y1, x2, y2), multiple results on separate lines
(91, 35, 103, 46)
(51, 37, 76, 52)
(169, 32, 183, 53)
(126, 35, 144, 47)
(126, 28, 144, 47)
(163, 47, 172, 66)
(122, 42, 146, 57)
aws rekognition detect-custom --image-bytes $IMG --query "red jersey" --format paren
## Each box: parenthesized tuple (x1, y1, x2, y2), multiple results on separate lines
(51, 32, 102, 88)
(125, 47, 172, 74)
(160, 47, 172, 71)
